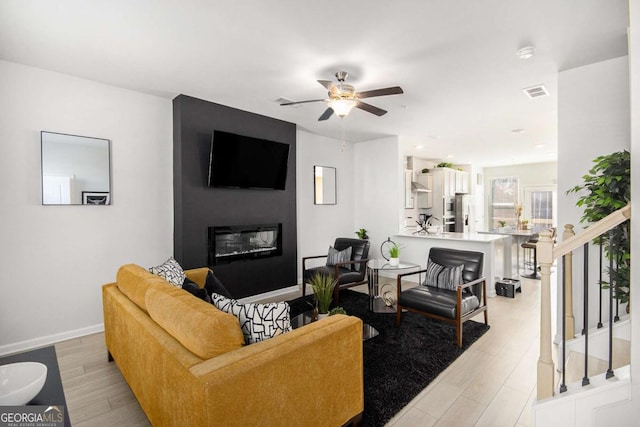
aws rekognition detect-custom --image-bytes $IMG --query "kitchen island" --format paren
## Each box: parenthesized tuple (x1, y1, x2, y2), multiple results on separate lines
(392, 230, 507, 297)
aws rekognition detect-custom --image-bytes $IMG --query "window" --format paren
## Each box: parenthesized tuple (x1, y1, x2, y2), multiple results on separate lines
(524, 186, 556, 229)
(490, 177, 518, 228)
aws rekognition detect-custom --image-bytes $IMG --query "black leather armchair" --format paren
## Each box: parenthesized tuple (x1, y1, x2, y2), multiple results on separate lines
(395, 247, 488, 347)
(302, 238, 370, 306)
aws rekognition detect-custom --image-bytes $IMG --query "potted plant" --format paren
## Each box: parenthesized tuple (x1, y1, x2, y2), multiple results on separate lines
(567, 150, 630, 310)
(355, 228, 369, 239)
(389, 243, 400, 267)
(329, 306, 347, 316)
(435, 161, 454, 168)
(310, 273, 336, 318)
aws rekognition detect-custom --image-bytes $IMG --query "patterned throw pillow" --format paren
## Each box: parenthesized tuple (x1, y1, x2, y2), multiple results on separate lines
(423, 261, 464, 291)
(149, 257, 186, 287)
(326, 246, 352, 266)
(210, 294, 292, 345)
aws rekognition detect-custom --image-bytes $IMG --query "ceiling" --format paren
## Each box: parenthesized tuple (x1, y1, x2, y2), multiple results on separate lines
(0, 0, 629, 167)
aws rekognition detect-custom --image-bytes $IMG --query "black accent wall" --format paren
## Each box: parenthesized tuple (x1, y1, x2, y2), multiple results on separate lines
(173, 94, 297, 298)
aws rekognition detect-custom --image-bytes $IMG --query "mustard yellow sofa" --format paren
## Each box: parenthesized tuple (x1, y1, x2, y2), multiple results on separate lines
(102, 264, 364, 427)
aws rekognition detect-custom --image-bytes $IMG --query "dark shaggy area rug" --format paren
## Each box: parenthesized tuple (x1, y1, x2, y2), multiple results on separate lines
(287, 290, 490, 427)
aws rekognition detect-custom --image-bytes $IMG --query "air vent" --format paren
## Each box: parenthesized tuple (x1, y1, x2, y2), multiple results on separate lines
(273, 96, 303, 108)
(522, 85, 549, 99)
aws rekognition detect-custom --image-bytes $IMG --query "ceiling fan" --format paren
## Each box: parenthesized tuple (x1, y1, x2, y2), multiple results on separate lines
(280, 71, 404, 121)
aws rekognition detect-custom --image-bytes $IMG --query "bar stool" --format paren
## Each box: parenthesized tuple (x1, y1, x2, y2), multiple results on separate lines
(521, 227, 556, 279)
(521, 236, 539, 279)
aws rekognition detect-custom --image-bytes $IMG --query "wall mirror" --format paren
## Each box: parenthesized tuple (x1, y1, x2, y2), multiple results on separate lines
(41, 131, 112, 205)
(314, 165, 336, 205)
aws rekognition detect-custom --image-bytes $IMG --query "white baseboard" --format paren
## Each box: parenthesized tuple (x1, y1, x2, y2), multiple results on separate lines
(0, 323, 105, 357)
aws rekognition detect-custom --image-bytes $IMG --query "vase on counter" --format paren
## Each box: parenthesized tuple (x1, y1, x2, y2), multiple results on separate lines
(389, 257, 399, 267)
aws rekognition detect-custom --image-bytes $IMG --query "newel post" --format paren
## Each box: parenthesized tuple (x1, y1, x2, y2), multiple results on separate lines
(537, 230, 555, 400)
(563, 225, 576, 338)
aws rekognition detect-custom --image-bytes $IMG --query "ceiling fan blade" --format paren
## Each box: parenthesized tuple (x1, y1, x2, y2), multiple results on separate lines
(280, 99, 325, 106)
(318, 108, 334, 121)
(318, 80, 334, 89)
(357, 86, 404, 99)
(356, 101, 387, 116)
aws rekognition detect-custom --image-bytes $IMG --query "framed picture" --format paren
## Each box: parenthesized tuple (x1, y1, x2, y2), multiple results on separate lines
(82, 191, 110, 205)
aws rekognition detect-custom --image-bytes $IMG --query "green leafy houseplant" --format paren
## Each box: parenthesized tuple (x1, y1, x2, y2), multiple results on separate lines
(310, 273, 336, 314)
(355, 228, 369, 239)
(389, 243, 400, 258)
(567, 150, 630, 304)
(435, 162, 454, 168)
(329, 306, 347, 316)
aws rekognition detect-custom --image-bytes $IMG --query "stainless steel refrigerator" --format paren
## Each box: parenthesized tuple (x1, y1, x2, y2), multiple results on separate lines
(455, 194, 472, 233)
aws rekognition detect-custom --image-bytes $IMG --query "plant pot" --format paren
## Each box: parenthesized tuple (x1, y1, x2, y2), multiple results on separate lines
(317, 313, 329, 320)
(389, 257, 399, 267)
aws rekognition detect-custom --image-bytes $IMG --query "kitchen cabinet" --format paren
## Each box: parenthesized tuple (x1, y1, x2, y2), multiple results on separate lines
(455, 170, 469, 194)
(404, 170, 413, 208)
(416, 174, 433, 208)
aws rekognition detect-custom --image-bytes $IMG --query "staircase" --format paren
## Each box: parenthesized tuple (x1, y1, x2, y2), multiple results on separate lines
(532, 205, 633, 426)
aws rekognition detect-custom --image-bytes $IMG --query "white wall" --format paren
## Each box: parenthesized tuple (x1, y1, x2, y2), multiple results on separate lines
(0, 61, 174, 354)
(557, 56, 630, 336)
(296, 131, 355, 281)
(354, 136, 402, 260)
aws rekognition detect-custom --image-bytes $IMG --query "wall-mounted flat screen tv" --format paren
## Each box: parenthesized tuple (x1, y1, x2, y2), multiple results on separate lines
(208, 130, 290, 190)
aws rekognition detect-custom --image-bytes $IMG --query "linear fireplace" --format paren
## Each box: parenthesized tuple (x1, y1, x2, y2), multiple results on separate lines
(208, 224, 283, 266)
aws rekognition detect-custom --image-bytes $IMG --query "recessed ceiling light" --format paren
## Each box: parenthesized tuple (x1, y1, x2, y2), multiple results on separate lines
(535, 144, 545, 148)
(414, 145, 424, 149)
(427, 135, 441, 140)
(517, 46, 536, 59)
(446, 154, 454, 159)
(511, 128, 525, 134)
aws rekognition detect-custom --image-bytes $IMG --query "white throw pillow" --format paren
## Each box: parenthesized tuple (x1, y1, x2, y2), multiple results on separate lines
(149, 257, 186, 287)
(210, 293, 292, 344)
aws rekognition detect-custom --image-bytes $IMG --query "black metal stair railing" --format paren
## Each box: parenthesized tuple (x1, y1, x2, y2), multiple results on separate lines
(582, 243, 590, 386)
(558, 223, 627, 393)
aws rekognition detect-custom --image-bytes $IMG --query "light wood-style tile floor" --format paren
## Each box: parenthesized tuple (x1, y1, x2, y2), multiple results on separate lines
(53, 277, 540, 426)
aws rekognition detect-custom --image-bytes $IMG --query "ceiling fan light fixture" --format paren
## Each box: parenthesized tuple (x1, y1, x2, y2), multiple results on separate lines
(329, 99, 358, 117)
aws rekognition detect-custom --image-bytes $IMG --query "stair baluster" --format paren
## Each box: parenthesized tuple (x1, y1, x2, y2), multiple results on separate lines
(560, 253, 567, 393)
(606, 228, 615, 379)
(598, 240, 603, 328)
(582, 243, 590, 386)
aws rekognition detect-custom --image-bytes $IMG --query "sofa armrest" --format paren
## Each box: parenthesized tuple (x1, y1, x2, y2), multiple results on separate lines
(185, 267, 210, 288)
(189, 314, 364, 426)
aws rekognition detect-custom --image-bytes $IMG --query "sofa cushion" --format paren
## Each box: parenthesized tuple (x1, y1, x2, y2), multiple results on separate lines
(210, 294, 292, 345)
(398, 286, 479, 319)
(423, 261, 464, 291)
(146, 286, 244, 359)
(117, 264, 172, 312)
(149, 256, 186, 287)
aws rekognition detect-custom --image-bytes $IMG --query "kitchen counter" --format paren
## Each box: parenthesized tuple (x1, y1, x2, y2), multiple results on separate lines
(393, 229, 507, 297)
(396, 230, 507, 243)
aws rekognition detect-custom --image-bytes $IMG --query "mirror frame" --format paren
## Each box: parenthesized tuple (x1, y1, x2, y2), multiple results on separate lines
(314, 165, 337, 205)
(41, 131, 112, 205)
